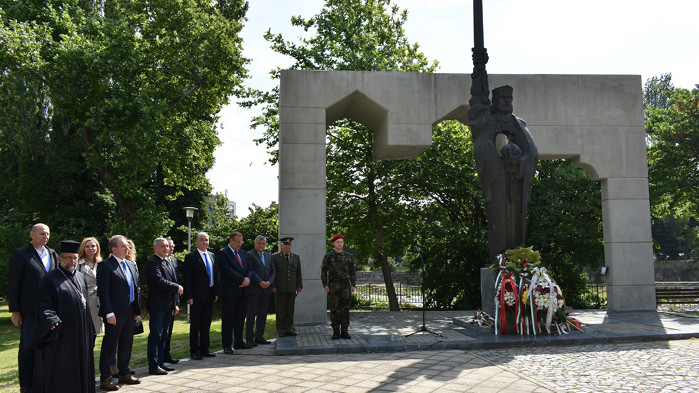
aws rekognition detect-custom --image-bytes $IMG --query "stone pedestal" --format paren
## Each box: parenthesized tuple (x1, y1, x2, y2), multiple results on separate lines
(480, 267, 495, 314)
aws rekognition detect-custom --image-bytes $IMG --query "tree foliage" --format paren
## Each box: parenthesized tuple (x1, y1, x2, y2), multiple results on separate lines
(0, 0, 249, 266)
(645, 74, 699, 218)
(247, 0, 437, 310)
(527, 160, 603, 308)
(644, 74, 699, 260)
(399, 121, 488, 309)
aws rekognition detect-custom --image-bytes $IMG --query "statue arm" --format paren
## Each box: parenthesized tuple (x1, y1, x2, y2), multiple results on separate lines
(469, 48, 490, 107)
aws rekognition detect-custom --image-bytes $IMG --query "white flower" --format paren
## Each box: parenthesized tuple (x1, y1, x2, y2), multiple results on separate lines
(504, 291, 516, 306)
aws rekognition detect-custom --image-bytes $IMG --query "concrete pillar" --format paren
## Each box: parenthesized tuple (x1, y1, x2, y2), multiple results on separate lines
(601, 177, 656, 310)
(278, 107, 328, 324)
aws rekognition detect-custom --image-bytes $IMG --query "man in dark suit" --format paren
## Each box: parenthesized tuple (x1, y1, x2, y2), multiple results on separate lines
(182, 232, 218, 360)
(272, 237, 303, 338)
(163, 238, 180, 364)
(146, 238, 183, 376)
(245, 235, 276, 346)
(8, 223, 57, 393)
(97, 235, 141, 391)
(217, 231, 252, 353)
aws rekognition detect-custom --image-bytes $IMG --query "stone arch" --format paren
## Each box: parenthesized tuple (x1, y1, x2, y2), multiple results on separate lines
(278, 70, 654, 324)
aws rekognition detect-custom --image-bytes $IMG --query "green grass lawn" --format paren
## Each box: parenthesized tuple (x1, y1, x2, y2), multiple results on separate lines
(0, 301, 277, 393)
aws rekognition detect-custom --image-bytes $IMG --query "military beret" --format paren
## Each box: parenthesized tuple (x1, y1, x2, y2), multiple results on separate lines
(330, 233, 344, 243)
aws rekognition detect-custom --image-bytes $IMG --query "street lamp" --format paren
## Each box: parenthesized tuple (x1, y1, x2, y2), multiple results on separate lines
(183, 206, 198, 253)
(183, 206, 198, 322)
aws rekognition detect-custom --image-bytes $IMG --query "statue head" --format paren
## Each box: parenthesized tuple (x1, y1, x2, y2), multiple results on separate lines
(491, 85, 514, 115)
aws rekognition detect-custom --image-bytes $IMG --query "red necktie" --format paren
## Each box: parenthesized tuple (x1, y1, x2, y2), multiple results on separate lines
(234, 250, 243, 268)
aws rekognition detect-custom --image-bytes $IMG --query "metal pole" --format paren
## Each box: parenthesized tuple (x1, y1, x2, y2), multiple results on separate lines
(187, 220, 192, 320)
(473, 0, 484, 50)
(187, 221, 192, 253)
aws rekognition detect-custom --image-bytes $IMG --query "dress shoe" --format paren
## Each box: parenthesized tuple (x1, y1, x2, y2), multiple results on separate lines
(234, 343, 253, 350)
(164, 356, 180, 364)
(246, 340, 258, 347)
(159, 364, 175, 372)
(254, 338, 272, 345)
(223, 347, 235, 355)
(202, 351, 216, 357)
(341, 330, 351, 339)
(285, 331, 297, 336)
(118, 374, 140, 385)
(190, 350, 203, 360)
(148, 366, 168, 376)
(100, 378, 120, 391)
(278, 332, 287, 337)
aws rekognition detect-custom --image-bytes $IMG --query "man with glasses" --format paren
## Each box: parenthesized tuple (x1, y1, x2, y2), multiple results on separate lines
(34, 240, 94, 392)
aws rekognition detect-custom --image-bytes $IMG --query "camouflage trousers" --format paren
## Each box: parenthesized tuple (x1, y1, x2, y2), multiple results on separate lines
(327, 283, 351, 329)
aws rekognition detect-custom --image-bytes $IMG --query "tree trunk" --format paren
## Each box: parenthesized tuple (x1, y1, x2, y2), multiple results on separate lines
(366, 165, 400, 311)
(80, 125, 139, 232)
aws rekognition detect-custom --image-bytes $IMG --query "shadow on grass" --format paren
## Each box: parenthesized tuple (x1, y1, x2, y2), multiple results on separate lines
(0, 300, 276, 392)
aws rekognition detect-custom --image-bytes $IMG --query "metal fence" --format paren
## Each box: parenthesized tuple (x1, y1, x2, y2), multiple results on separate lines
(354, 283, 423, 308)
(355, 282, 608, 309)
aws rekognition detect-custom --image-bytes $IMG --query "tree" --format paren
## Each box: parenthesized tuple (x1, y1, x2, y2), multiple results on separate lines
(651, 214, 699, 260)
(527, 160, 604, 308)
(238, 203, 279, 251)
(645, 75, 699, 218)
(399, 121, 489, 309)
(247, 0, 437, 311)
(0, 0, 249, 248)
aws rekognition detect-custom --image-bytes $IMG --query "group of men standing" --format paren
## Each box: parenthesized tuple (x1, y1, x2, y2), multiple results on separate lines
(8, 223, 363, 392)
(184, 231, 303, 357)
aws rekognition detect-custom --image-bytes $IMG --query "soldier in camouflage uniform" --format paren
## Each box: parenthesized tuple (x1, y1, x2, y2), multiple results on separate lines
(321, 234, 356, 340)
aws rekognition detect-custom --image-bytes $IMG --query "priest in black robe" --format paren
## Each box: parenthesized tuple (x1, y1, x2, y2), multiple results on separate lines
(34, 240, 95, 393)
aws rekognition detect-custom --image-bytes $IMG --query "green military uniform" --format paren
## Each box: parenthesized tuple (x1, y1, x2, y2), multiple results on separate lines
(272, 251, 302, 336)
(321, 250, 356, 335)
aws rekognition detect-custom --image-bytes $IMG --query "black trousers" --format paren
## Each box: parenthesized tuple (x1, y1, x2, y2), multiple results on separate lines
(246, 292, 271, 341)
(221, 295, 247, 348)
(99, 311, 135, 380)
(189, 298, 213, 353)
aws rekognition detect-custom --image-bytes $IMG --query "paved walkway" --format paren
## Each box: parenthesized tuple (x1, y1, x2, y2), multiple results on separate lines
(118, 310, 699, 392)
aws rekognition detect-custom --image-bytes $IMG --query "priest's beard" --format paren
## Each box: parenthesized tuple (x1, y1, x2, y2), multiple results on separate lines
(60, 260, 77, 273)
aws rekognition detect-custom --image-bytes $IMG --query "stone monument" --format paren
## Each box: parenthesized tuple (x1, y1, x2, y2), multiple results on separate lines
(469, 1, 539, 313)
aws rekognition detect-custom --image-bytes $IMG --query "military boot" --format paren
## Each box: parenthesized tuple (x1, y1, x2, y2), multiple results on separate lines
(331, 327, 340, 340)
(340, 328, 351, 339)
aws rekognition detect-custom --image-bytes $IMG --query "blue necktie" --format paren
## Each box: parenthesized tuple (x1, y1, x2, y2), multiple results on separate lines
(203, 252, 213, 287)
(120, 260, 134, 302)
(260, 252, 265, 266)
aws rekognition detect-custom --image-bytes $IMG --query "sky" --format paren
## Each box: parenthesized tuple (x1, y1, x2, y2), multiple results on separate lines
(207, 0, 699, 216)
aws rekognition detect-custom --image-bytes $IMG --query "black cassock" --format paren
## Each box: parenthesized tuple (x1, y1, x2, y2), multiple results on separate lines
(34, 266, 96, 393)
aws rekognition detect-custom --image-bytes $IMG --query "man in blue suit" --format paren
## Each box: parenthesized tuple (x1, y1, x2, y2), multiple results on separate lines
(245, 235, 276, 346)
(8, 223, 57, 393)
(97, 235, 141, 391)
(217, 231, 252, 353)
(146, 237, 183, 376)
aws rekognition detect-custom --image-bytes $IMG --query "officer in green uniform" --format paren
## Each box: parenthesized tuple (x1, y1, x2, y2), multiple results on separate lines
(272, 237, 303, 337)
(321, 234, 356, 340)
